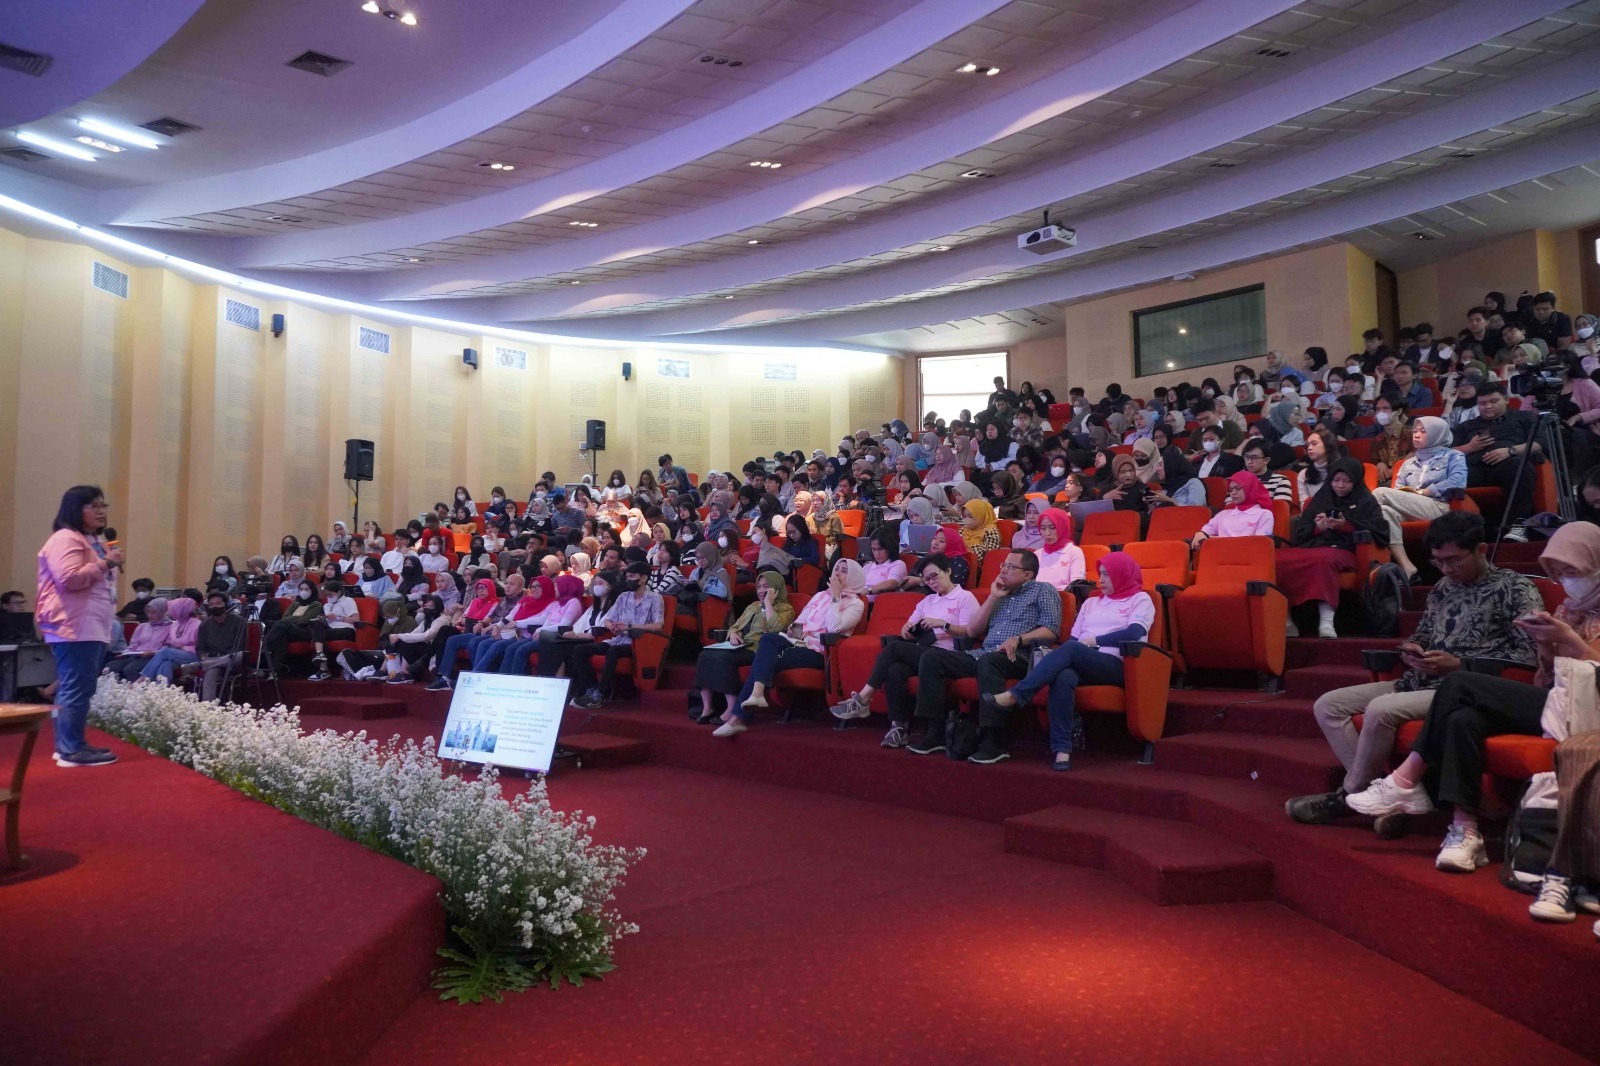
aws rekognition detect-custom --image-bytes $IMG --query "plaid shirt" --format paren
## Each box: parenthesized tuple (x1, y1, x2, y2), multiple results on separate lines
(972, 579, 1061, 658)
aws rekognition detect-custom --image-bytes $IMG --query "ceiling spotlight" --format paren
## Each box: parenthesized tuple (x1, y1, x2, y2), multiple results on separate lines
(1177, 327, 1188, 335)
(746, 239, 761, 245)
(75, 136, 125, 153)
(1166, 361, 1176, 370)
(362, 0, 379, 10)
(400, 11, 417, 25)
(15, 131, 97, 161)
(479, 161, 516, 170)
(266, 216, 305, 223)
(77, 118, 162, 149)
(747, 160, 783, 168)
(723, 295, 735, 299)
(959, 169, 995, 179)
(984, 66, 1001, 76)
(934, 245, 951, 252)
(957, 62, 978, 73)
(570, 280, 581, 285)
(566, 220, 599, 227)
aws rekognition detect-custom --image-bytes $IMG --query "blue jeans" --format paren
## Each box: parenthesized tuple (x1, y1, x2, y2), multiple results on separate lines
(497, 640, 542, 675)
(1009, 641, 1125, 755)
(734, 634, 822, 720)
(440, 632, 492, 681)
(471, 638, 517, 673)
(50, 640, 106, 755)
(141, 646, 199, 683)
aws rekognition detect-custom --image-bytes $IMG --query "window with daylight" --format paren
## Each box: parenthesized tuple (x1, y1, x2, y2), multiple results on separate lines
(919, 352, 1007, 422)
(1133, 284, 1266, 377)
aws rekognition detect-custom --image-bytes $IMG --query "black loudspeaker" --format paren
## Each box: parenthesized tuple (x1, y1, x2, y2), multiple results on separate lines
(585, 419, 606, 451)
(463, 347, 479, 369)
(621, 361, 632, 381)
(344, 438, 375, 482)
(271, 313, 285, 338)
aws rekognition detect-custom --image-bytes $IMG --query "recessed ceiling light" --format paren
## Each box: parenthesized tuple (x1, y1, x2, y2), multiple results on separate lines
(77, 118, 162, 149)
(1166, 361, 1176, 369)
(14, 131, 96, 161)
(74, 136, 125, 153)
(361, 0, 379, 10)
(1177, 327, 1188, 335)
(698, 53, 744, 67)
(566, 220, 599, 227)
(959, 169, 995, 179)
(400, 256, 426, 263)
(399, 11, 417, 24)
(934, 245, 951, 252)
(746, 239, 761, 245)
(266, 216, 305, 223)
(957, 62, 978, 73)
(747, 160, 783, 168)
(984, 66, 1001, 76)
(478, 161, 516, 171)
(569, 280, 581, 285)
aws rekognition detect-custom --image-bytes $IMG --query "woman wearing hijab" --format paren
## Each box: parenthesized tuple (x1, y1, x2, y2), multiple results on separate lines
(1350, 523, 1600, 879)
(336, 597, 414, 679)
(714, 558, 867, 736)
(1277, 458, 1387, 638)
(107, 597, 173, 681)
(985, 552, 1156, 771)
(1130, 437, 1203, 507)
(682, 540, 733, 610)
(396, 556, 431, 605)
(1213, 395, 1249, 441)
(262, 579, 324, 676)
(328, 521, 352, 555)
(357, 557, 398, 601)
(1035, 508, 1085, 590)
(692, 571, 796, 724)
(1122, 409, 1158, 446)
(926, 442, 963, 484)
(382, 594, 452, 684)
(1369, 415, 1467, 580)
(499, 575, 587, 676)
(986, 470, 1027, 520)
(898, 495, 937, 551)
(1267, 398, 1306, 447)
(1192, 472, 1277, 550)
(974, 421, 1016, 476)
(960, 499, 1003, 564)
(1012, 496, 1049, 552)
(469, 575, 557, 673)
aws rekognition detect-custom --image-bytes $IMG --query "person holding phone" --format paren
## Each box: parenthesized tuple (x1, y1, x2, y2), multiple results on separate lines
(36, 486, 124, 766)
(691, 572, 794, 725)
(1274, 458, 1387, 639)
(1287, 511, 1540, 827)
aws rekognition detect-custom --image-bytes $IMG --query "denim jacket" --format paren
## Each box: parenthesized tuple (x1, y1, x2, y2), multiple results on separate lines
(1395, 447, 1466, 498)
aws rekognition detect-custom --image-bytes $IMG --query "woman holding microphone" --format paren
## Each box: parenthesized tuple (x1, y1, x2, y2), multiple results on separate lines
(36, 485, 123, 766)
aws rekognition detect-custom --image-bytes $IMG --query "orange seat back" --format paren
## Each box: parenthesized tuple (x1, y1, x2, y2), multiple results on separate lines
(1145, 506, 1210, 544)
(1271, 499, 1291, 541)
(836, 510, 865, 536)
(1122, 540, 1190, 590)
(1195, 536, 1275, 585)
(1081, 510, 1139, 548)
(1081, 543, 1110, 577)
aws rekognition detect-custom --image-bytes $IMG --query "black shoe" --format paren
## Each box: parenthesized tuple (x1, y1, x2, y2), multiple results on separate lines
(54, 749, 117, 767)
(1285, 789, 1351, 825)
(906, 725, 946, 755)
(968, 732, 1011, 765)
(570, 690, 605, 710)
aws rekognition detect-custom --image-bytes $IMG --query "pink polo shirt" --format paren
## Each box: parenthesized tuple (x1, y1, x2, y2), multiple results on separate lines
(907, 586, 981, 651)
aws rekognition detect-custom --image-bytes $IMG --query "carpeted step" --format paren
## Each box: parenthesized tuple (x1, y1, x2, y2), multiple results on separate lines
(1004, 805, 1273, 906)
(1284, 664, 1368, 701)
(1163, 692, 1323, 739)
(557, 732, 649, 769)
(659, 663, 699, 690)
(1153, 733, 1341, 794)
(1285, 637, 1402, 669)
(294, 695, 408, 720)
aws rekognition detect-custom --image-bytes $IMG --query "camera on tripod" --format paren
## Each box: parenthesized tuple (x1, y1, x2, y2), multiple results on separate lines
(1524, 355, 1568, 411)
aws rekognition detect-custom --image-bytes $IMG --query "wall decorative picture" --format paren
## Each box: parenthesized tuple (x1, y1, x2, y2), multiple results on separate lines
(657, 358, 691, 378)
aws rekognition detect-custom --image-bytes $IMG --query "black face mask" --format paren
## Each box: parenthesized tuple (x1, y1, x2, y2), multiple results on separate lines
(208, 605, 228, 617)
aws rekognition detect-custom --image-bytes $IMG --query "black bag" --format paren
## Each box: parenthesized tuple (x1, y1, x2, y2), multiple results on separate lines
(945, 709, 979, 761)
(1500, 804, 1560, 895)
(1363, 562, 1407, 637)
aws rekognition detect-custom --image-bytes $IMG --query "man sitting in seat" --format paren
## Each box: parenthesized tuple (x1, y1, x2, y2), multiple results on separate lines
(903, 549, 1062, 764)
(1285, 511, 1539, 824)
(1453, 382, 1540, 539)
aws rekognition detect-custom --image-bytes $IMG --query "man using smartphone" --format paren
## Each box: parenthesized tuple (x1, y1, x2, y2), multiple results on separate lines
(1286, 512, 1540, 825)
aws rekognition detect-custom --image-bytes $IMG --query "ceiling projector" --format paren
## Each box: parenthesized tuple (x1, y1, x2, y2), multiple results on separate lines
(1018, 219, 1076, 255)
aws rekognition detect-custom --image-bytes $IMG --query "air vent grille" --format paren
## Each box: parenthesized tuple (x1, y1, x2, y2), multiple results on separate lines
(1207, 161, 1240, 169)
(1256, 47, 1293, 58)
(0, 41, 53, 77)
(0, 147, 47, 162)
(141, 116, 199, 138)
(287, 50, 352, 77)
(91, 262, 130, 299)
(225, 299, 260, 331)
(358, 327, 391, 353)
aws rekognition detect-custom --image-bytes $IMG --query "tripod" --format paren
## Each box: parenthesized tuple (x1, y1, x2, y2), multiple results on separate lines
(1490, 408, 1573, 558)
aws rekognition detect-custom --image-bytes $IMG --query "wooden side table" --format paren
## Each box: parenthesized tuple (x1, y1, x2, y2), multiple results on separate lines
(0, 703, 52, 874)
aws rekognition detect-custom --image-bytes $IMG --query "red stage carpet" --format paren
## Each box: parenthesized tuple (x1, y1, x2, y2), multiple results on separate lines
(0, 728, 443, 1066)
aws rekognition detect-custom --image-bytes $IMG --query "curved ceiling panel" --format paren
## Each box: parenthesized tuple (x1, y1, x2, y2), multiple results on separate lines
(0, 0, 208, 129)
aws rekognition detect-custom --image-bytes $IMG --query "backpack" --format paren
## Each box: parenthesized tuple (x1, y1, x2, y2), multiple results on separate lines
(1363, 562, 1407, 637)
(1500, 804, 1559, 894)
(944, 709, 979, 761)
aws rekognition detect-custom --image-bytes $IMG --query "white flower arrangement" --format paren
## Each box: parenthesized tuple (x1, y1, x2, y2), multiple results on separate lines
(90, 678, 643, 1002)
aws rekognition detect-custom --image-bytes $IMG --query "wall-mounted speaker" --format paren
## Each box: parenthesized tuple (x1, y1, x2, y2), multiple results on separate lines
(585, 419, 606, 451)
(343, 438, 375, 482)
(463, 347, 479, 370)
(271, 313, 285, 338)
(621, 361, 632, 381)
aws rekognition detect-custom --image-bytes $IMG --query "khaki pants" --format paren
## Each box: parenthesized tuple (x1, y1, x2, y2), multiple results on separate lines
(1372, 488, 1449, 552)
(1313, 680, 1435, 794)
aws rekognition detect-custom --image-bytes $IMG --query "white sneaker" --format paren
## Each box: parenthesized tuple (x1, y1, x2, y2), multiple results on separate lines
(1317, 622, 1338, 639)
(1435, 824, 1489, 873)
(741, 693, 768, 709)
(1286, 618, 1300, 637)
(1529, 875, 1577, 922)
(712, 719, 747, 738)
(1346, 774, 1434, 817)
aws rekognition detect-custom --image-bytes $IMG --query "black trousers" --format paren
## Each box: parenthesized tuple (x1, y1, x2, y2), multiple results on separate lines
(1466, 455, 1536, 524)
(566, 641, 633, 694)
(867, 640, 937, 725)
(264, 620, 315, 669)
(911, 647, 1029, 729)
(1412, 671, 1546, 811)
(696, 646, 756, 695)
(309, 620, 355, 647)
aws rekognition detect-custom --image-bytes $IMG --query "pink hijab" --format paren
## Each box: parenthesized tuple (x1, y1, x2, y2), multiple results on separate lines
(1098, 551, 1143, 600)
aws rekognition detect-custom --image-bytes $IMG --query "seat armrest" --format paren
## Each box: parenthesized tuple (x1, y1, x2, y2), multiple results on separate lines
(708, 628, 728, 642)
(820, 632, 848, 647)
(1119, 641, 1174, 744)
(1362, 649, 1402, 676)
(1245, 580, 1286, 598)
(1154, 583, 1181, 602)
(1464, 656, 1533, 677)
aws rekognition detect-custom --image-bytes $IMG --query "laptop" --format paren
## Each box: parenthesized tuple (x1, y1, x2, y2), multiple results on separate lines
(1067, 500, 1115, 530)
(903, 524, 940, 553)
(0, 612, 37, 643)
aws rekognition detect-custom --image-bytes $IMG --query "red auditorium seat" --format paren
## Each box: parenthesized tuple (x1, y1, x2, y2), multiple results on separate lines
(587, 597, 677, 695)
(1168, 536, 1286, 690)
(1031, 602, 1174, 762)
(1145, 506, 1209, 544)
(832, 592, 923, 714)
(1081, 511, 1139, 549)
